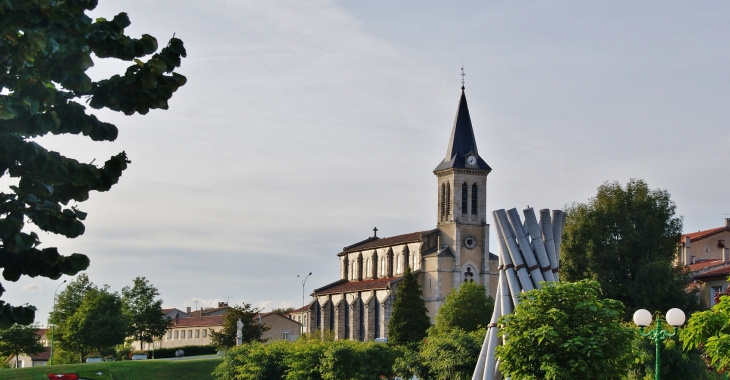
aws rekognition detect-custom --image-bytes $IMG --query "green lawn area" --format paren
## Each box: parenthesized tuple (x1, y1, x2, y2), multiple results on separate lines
(0, 357, 222, 380)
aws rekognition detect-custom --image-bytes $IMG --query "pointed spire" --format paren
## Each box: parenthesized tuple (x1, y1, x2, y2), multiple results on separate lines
(433, 84, 491, 173)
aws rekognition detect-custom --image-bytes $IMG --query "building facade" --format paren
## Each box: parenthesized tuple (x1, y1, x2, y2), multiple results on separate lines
(306, 86, 499, 340)
(681, 219, 730, 309)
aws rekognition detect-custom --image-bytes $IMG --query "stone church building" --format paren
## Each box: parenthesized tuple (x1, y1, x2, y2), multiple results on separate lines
(305, 85, 499, 341)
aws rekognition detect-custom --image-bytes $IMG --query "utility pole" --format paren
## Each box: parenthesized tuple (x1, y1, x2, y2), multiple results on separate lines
(49, 280, 67, 365)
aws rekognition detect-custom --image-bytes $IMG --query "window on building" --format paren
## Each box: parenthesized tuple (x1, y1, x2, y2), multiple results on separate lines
(461, 183, 468, 214)
(445, 184, 451, 219)
(712, 286, 724, 306)
(167, 331, 172, 339)
(283, 332, 290, 341)
(464, 267, 475, 283)
(202, 329, 207, 338)
(174, 331, 179, 339)
(188, 330, 193, 338)
(195, 329, 200, 338)
(441, 183, 445, 221)
(471, 183, 478, 215)
(304, 316, 307, 326)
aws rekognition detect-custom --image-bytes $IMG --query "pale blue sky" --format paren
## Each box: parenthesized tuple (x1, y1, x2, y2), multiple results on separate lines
(4, 0, 729, 324)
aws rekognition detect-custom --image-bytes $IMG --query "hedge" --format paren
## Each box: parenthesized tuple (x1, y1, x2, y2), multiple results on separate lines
(152, 345, 218, 358)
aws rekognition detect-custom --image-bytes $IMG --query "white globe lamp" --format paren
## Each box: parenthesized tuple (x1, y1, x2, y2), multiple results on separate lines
(665, 308, 686, 327)
(633, 308, 652, 327)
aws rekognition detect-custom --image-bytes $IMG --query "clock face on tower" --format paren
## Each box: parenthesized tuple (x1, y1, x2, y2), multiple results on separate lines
(467, 155, 477, 166)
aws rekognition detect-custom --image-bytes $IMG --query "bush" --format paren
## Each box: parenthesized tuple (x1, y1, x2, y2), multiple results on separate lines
(212, 339, 400, 380)
(153, 345, 217, 358)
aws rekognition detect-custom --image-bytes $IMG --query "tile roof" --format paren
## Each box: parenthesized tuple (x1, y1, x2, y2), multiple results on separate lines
(173, 316, 224, 328)
(314, 276, 401, 296)
(696, 264, 730, 279)
(290, 305, 310, 314)
(681, 226, 730, 245)
(31, 347, 51, 361)
(340, 231, 429, 255)
(687, 259, 723, 272)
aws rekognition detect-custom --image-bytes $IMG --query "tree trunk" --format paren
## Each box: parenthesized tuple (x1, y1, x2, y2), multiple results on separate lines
(15, 352, 19, 368)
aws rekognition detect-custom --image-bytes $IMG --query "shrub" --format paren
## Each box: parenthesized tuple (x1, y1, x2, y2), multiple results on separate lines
(153, 345, 217, 359)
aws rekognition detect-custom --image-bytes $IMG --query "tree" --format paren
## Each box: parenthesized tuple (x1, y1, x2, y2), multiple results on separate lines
(271, 307, 295, 316)
(0, 0, 187, 326)
(420, 328, 485, 380)
(434, 281, 493, 333)
(49, 274, 94, 326)
(561, 179, 697, 318)
(628, 333, 715, 380)
(387, 267, 431, 345)
(210, 303, 269, 348)
(58, 286, 129, 361)
(122, 276, 170, 350)
(496, 280, 634, 380)
(0, 323, 45, 368)
(680, 287, 730, 373)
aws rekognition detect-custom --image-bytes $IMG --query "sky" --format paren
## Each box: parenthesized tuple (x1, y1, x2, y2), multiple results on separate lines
(3, 0, 730, 325)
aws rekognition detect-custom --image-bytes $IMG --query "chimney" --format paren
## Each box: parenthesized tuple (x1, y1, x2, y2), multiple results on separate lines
(726, 218, 730, 228)
(186, 306, 191, 314)
(175, 313, 179, 325)
(724, 248, 729, 263)
(683, 236, 692, 265)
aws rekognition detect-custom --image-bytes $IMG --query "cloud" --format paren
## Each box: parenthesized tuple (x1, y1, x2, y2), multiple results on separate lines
(22, 284, 42, 293)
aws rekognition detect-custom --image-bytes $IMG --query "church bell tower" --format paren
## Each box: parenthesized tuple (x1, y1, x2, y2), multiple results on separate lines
(433, 78, 494, 294)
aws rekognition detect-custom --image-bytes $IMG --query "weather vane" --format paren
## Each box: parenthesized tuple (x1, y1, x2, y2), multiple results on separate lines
(461, 66, 465, 89)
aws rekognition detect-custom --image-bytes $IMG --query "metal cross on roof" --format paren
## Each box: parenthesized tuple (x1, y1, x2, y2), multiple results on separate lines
(461, 66, 465, 89)
(373, 227, 378, 237)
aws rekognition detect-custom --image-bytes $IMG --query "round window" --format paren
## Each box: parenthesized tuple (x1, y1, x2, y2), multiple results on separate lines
(463, 236, 477, 249)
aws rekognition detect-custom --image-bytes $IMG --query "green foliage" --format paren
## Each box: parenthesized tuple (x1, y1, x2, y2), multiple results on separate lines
(271, 307, 295, 316)
(122, 276, 171, 350)
(0, 358, 222, 380)
(0, 0, 186, 326)
(0, 323, 45, 368)
(561, 179, 697, 318)
(388, 267, 431, 345)
(58, 286, 129, 359)
(422, 328, 485, 380)
(153, 344, 217, 359)
(209, 303, 269, 349)
(213, 341, 290, 380)
(318, 340, 398, 380)
(435, 281, 494, 333)
(496, 280, 634, 380)
(628, 331, 716, 380)
(212, 339, 399, 380)
(680, 292, 730, 373)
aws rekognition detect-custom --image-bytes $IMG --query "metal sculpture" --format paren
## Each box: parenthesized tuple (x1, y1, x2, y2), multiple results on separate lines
(472, 207, 566, 380)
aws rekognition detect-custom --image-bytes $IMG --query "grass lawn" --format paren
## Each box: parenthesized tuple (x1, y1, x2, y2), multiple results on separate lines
(0, 357, 222, 380)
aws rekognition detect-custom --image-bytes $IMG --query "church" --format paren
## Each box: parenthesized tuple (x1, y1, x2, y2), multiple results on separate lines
(305, 83, 499, 341)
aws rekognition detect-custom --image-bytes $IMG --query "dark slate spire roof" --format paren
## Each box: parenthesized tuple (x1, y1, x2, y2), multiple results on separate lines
(434, 89, 492, 172)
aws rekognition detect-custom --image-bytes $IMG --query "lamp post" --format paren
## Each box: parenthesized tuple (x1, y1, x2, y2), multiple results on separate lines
(297, 272, 312, 335)
(633, 308, 686, 380)
(49, 279, 67, 366)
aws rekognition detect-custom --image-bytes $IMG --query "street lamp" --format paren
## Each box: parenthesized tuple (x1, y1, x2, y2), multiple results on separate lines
(633, 308, 686, 380)
(49, 279, 67, 366)
(297, 272, 312, 335)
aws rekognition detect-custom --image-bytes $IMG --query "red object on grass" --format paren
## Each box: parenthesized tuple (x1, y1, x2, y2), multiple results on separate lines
(47, 374, 79, 380)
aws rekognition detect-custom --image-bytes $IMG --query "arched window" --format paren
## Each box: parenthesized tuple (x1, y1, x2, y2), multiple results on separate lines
(445, 184, 451, 220)
(441, 183, 446, 221)
(463, 266, 475, 283)
(461, 183, 468, 215)
(471, 183, 478, 215)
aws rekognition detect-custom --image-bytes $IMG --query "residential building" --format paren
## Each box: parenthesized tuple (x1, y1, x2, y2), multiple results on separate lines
(681, 219, 730, 309)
